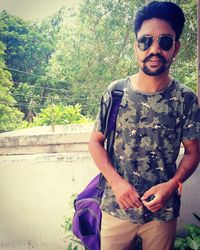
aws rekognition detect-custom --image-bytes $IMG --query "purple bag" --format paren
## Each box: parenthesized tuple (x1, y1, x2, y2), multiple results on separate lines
(72, 174, 104, 250)
(72, 79, 126, 250)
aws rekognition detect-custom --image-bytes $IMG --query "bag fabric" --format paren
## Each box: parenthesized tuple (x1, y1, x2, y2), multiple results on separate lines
(71, 79, 127, 250)
(72, 174, 103, 250)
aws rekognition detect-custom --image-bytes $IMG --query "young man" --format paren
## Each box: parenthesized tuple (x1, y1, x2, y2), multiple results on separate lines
(88, 1, 200, 250)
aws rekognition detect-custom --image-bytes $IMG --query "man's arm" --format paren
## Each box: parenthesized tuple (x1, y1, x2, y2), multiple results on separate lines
(142, 139, 200, 212)
(88, 131, 142, 209)
(173, 139, 200, 182)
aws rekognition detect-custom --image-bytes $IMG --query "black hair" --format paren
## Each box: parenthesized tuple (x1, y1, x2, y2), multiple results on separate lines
(134, 1, 185, 41)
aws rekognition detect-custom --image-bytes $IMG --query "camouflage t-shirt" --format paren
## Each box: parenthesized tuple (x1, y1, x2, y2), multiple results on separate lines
(95, 77, 200, 224)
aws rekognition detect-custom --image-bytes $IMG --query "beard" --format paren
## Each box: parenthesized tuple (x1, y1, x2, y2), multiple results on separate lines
(142, 64, 167, 76)
(142, 65, 167, 76)
(141, 53, 170, 76)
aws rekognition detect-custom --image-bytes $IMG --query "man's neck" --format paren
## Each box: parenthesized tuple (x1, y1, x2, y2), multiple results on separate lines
(130, 71, 172, 93)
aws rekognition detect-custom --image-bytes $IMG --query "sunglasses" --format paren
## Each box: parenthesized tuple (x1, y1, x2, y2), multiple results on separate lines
(137, 35, 174, 51)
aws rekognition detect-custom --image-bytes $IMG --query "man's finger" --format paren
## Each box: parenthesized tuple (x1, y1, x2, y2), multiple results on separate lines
(143, 198, 162, 212)
(148, 205, 161, 212)
(119, 200, 130, 209)
(141, 190, 154, 201)
(129, 193, 142, 208)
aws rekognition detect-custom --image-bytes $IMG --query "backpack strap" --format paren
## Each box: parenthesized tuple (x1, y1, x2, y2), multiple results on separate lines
(98, 78, 127, 189)
(105, 78, 127, 154)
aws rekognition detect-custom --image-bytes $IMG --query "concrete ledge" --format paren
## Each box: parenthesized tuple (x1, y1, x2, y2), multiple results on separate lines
(0, 124, 93, 155)
(0, 142, 89, 155)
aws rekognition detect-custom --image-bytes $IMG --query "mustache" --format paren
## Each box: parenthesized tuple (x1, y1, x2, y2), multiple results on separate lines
(143, 53, 167, 63)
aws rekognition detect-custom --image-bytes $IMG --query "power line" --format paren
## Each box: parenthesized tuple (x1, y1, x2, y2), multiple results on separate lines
(0, 101, 99, 109)
(13, 92, 102, 100)
(2, 66, 109, 88)
(12, 84, 104, 97)
(3, 66, 108, 91)
(4, 66, 47, 79)
(12, 82, 72, 93)
(2, 66, 82, 86)
(1, 67, 112, 96)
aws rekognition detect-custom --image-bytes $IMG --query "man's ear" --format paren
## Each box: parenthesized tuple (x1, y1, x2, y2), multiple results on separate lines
(134, 42, 138, 54)
(133, 42, 139, 61)
(174, 41, 180, 58)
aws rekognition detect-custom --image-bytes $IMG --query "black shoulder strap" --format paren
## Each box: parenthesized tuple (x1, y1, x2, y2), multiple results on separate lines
(105, 78, 127, 154)
(98, 78, 127, 189)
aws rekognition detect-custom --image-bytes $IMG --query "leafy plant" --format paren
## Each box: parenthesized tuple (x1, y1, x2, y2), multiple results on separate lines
(175, 213, 200, 250)
(33, 103, 91, 127)
(0, 41, 24, 133)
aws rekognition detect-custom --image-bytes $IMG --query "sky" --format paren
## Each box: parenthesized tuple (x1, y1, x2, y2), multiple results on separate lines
(0, 0, 82, 20)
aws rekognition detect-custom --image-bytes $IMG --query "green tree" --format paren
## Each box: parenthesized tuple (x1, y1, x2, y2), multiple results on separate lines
(171, 0, 197, 92)
(0, 41, 24, 132)
(46, 0, 197, 117)
(0, 10, 54, 84)
(14, 82, 41, 122)
(47, 0, 147, 116)
(0, 10, 64, 121)
(0, 0, 197, 129)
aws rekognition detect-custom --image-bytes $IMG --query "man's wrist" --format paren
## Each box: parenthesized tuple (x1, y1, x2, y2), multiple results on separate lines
(107, 170, 122, 189)
(173, 177, 183, 195)
(169, 177, 182, 195)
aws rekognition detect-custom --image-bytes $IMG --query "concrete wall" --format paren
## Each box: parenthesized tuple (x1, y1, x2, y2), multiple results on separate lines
(0, 125, 199, 249)
(0, 124, 93, 155)
(0, 152, 98, 250)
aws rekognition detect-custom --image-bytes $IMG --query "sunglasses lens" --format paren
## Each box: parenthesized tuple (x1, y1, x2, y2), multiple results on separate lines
(137, 36, 153, 51)
(159, 36, 173, 51)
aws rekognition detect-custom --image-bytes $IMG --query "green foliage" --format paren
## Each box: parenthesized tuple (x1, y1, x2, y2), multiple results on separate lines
(0, 41, 24, 132)
(0, 106, 24, 133)
(47, 0, 198, 117)
(0, 10, 54, 84)
(171, 0, 197, 92)
(13, 82, 41, 122)
(175, 213, 200, 250)
(33, 104, 91, 126)
(0, 0, 198, 130)
(46, 0, 145, 116)
(0, 9, 66, 123)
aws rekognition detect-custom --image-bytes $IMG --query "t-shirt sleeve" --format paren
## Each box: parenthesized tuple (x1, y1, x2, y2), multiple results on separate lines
(93, 88, 110, 135)
(181, 93, 200, 141)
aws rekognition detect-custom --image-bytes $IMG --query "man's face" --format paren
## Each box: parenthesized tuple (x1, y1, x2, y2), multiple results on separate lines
(134, 18, 180, 76)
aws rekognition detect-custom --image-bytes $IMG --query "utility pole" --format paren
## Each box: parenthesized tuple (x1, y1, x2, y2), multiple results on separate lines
(198, 0, 200, 103)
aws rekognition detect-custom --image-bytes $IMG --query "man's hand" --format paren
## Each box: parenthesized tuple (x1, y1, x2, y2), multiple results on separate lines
(111, 178, 142, 209)
(141, 179, 177, 213)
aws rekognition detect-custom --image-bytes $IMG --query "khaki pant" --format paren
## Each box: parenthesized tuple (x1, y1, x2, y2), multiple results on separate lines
(101, 211, 177, 250)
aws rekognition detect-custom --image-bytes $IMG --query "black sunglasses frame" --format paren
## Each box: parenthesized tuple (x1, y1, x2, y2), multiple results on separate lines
(137, 35, 175, 51)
